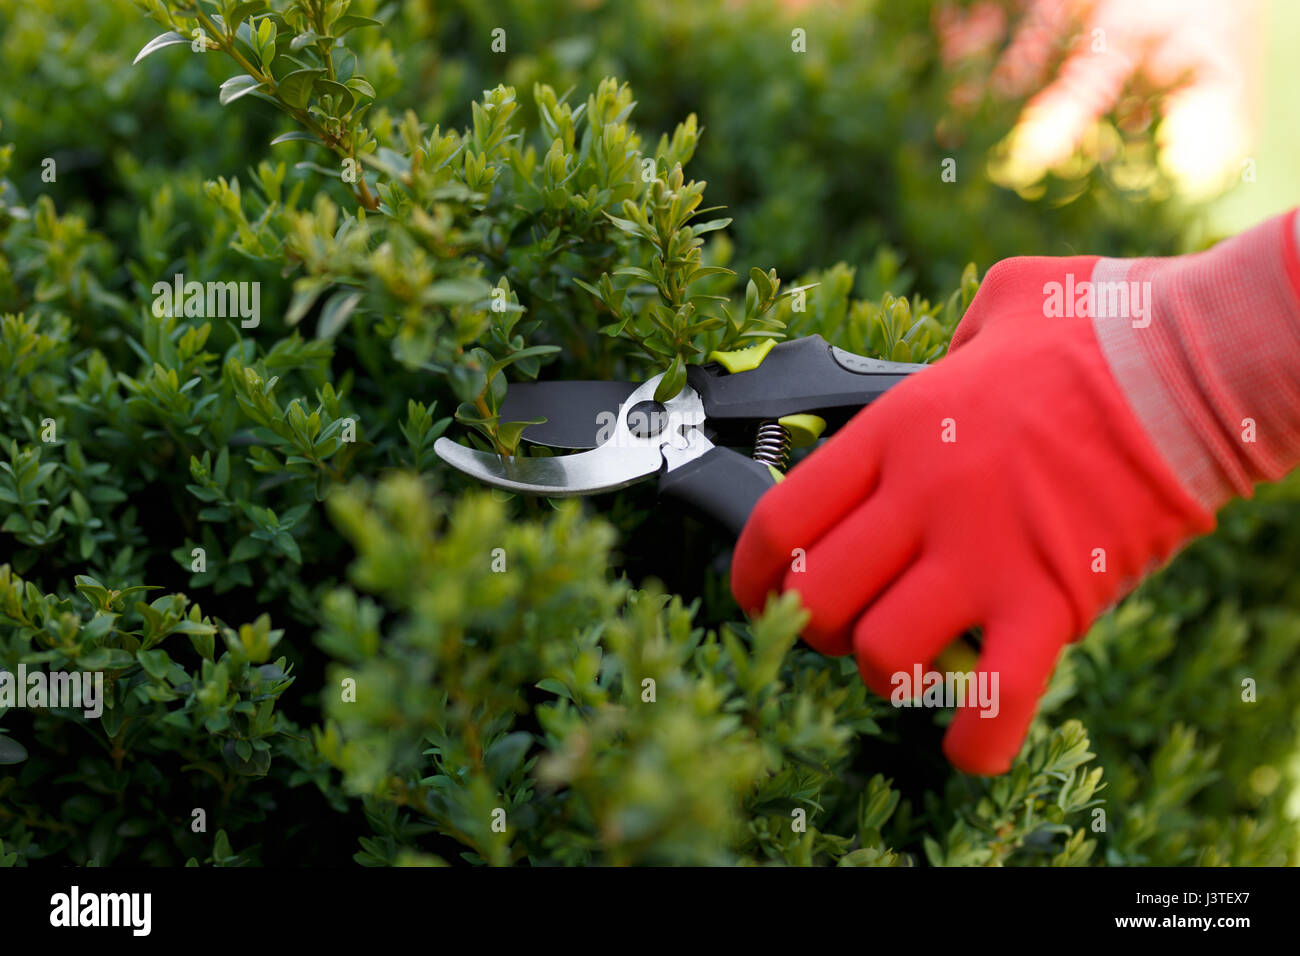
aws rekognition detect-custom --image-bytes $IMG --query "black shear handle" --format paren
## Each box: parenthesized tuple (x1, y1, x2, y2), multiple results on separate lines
(658, 447, 778, 536)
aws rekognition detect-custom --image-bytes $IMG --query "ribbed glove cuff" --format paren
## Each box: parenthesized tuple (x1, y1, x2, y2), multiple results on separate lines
(1090, 210, 1300, 511)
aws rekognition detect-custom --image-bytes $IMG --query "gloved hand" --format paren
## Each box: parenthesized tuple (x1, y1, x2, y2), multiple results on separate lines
(732, 210, 1300, 775)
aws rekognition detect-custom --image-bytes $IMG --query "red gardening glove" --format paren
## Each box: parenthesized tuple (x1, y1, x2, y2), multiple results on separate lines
(732, 211, 1300, 775)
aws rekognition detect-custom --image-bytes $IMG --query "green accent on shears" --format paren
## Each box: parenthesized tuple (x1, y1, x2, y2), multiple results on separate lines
(934, 639, 979, 675)
(707, 338, 776, 373)
(777, 413, 827, 448)
(767, 465, 785, 483)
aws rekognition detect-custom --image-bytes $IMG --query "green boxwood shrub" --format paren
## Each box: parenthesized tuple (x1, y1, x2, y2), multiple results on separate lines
(0, 0, 1295, 867)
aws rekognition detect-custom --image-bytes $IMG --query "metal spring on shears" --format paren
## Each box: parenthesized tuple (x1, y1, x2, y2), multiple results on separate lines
(752, 421, 791, 472)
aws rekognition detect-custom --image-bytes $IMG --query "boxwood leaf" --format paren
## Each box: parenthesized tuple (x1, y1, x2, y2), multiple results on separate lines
(132, 32, 188, 65)
(277, 68, 324, 109)
(218, 75, 262, 105)
(0, 735, 28, 765)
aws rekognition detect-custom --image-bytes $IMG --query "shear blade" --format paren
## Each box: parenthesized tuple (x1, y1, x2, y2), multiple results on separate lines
(433, 436, 663, 496)
(435, 373, 703, 496)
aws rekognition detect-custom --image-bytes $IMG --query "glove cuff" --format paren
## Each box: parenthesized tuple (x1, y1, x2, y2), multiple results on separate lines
(1089, 209, 1300, 511)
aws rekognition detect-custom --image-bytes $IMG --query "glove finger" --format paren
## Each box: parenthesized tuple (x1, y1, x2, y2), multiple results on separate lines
(852, 560, 978, 698)
(731, 411, 886, 613)
(949, 256, 1100, 351)
(941, 586, 1071, 776)
(780, 482, 919, 655)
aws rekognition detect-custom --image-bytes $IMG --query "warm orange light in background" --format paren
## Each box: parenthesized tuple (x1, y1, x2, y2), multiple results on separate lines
(935, 0, 1263, 199)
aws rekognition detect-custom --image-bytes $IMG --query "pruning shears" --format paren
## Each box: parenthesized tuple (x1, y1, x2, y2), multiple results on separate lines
(433, 334, 928, 533)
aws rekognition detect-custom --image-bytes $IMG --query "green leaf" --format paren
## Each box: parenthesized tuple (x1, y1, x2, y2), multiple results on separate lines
(132, 32, 188, 65)
(422, 278, 490, 306)
(749, 267, 775, 303)
(138, 649, 172, 680)
(598, 316, 631, 337)
(488, 345, 561, 378)
(270, 130, 321, 146)
(273, 531, 301, 563)
(218, 75, 262, 106)
(572, 277, 604, 302)
(0, 735, 27, 765)
(330, 15, 383, 36)
(535, 678, 573, 701)
(603, 213, 645, 236)
(612, 266, 656, 283)
(654, 355, 687, 402)
(81, 613, 118, 642)
(691, 217, 732, 235)
(228, 536, 263, 563)
(277, 68, 325, 110)
(75, 575, 111, 611)
(314, 78, 355, 113)
(495, 419, 545, 453)
(346, 76, 376, 100)
(254, 17, 277, 70)
(77, 648, 134, 670)
(687, 265, 736, 282)
(317, 290, 362, 340)
(922, 836, 944, 866)
(226, 2, 265, 30)
(288, 31, 321, 52)
(485, 732, 532, 787)
(284, 278, 330, 325)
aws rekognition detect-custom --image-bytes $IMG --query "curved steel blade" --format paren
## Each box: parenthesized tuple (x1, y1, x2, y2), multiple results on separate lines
(433, 434, 661, 496)
(434, 374, 707, 496)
